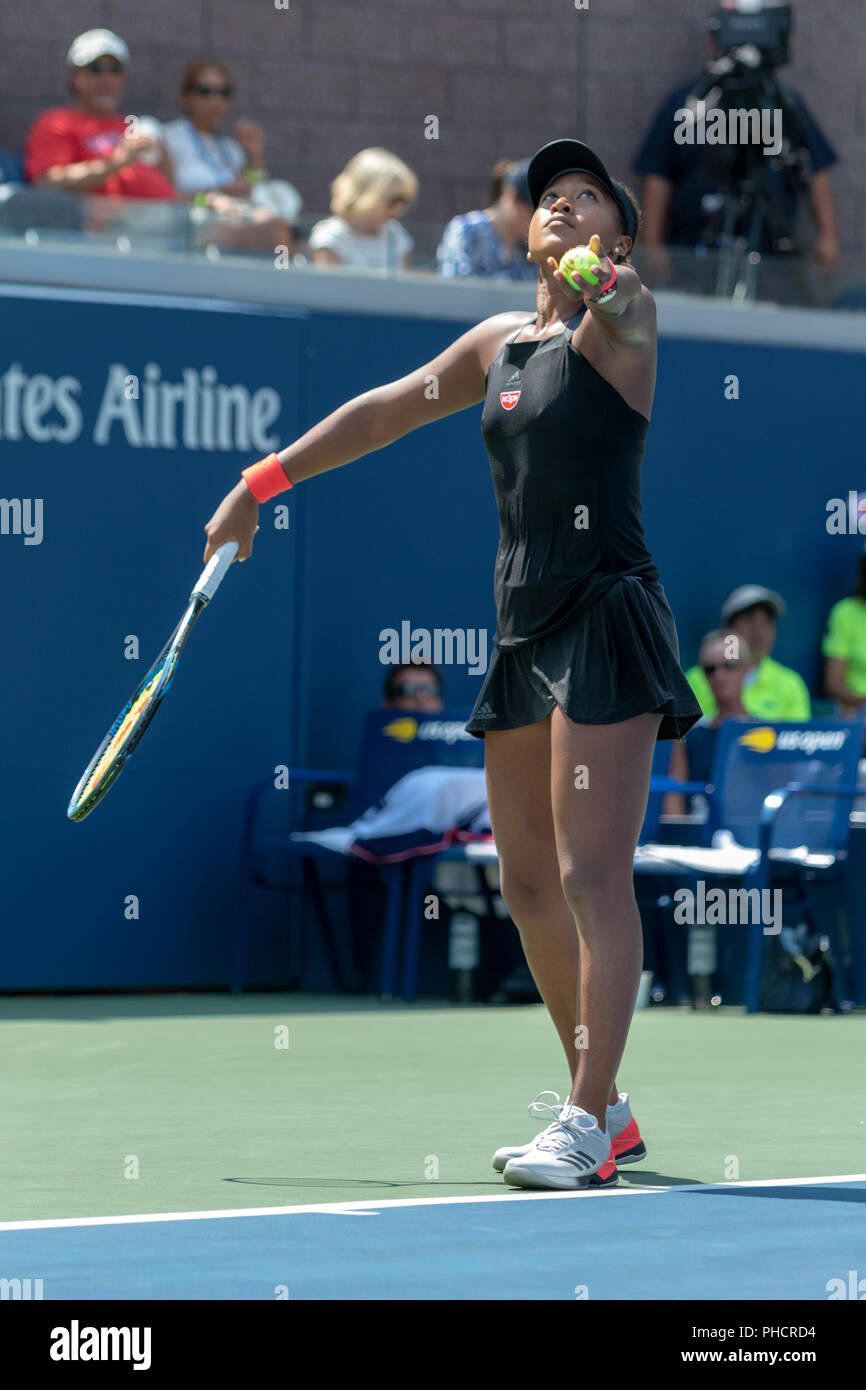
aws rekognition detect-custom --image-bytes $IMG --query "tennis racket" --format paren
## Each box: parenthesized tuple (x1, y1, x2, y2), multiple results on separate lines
(67, 541, 239, 822)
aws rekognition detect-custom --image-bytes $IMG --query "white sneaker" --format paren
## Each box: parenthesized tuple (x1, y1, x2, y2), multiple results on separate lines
(492, 1091, 644, 1172)
(502, 1102, 616, 1190)
(492, 1091, 564, 1173)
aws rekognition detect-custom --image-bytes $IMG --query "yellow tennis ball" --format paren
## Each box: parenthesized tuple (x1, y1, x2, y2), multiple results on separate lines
(559, 246, 602, 290)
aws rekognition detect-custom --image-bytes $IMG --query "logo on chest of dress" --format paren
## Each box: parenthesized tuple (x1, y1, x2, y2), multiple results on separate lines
(499, 368, 521, 409)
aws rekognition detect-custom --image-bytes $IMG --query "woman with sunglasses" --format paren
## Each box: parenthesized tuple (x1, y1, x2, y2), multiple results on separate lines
(665, 630, 755, 816)
(203, 139, 703, 1190)
(25, 28, 174, 200)
(160, 59, 299, 252)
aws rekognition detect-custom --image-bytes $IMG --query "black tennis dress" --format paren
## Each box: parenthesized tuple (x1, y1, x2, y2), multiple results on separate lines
(465, 307, 702, 742)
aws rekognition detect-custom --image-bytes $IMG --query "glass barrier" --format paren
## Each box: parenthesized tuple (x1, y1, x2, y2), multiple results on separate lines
(632, 243, 865, 313)
(0, 185, 863, 314)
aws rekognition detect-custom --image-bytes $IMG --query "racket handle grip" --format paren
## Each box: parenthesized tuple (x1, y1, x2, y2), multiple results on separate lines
(193, 541, 239, 601)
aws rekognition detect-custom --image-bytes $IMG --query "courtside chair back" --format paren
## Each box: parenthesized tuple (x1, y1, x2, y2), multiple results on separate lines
(232, 707, 483, 995)
(352, 707, 485, 803)
(709, 718, 863, 1011)
(357, 708, 485, 1000)
(706, 718, 862, 852)
(638, 717, 863, 1011)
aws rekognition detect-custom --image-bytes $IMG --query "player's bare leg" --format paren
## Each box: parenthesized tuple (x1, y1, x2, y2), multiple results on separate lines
(484, 717, 619, 1104)
(549, 709, 663, 1127)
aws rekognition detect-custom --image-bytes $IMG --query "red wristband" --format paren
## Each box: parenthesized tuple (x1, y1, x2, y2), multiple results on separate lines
(585, 260, 617, 303)
(241, 453, 292, 502)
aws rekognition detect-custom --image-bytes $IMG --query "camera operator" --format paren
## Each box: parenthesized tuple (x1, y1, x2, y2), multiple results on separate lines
(633, 1, 839, 290)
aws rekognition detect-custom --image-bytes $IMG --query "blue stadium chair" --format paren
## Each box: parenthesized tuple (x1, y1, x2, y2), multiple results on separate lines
(232, 707, 484, 997)
(232, 763, 354, 995)
(637, 718, 864, 1011)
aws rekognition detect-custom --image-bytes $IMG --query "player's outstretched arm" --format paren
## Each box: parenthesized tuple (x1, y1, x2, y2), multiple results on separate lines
(203, 315, 505, 564)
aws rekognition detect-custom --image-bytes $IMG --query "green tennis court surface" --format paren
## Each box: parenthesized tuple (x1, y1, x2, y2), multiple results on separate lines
(2, 995, 864, 1222)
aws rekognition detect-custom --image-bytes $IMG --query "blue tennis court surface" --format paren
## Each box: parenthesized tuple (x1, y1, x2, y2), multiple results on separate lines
(3, 1176, 864, 1300)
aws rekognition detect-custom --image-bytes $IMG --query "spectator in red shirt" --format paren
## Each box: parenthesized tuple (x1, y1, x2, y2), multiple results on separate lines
(24, 28, 174, 201)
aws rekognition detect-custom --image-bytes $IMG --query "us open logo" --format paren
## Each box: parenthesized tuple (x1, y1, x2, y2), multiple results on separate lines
(500, 390, 521, 411)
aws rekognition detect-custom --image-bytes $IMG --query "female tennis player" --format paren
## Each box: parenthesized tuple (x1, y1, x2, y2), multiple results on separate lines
(204, 138, 703, 1190)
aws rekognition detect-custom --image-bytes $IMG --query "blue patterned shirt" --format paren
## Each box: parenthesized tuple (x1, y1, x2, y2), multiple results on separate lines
(436, 209, 536, 281)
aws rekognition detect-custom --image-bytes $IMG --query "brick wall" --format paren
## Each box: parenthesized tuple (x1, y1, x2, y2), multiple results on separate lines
(1, 0, 862, 255)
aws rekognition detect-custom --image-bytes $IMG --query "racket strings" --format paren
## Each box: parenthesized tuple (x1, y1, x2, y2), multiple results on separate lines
(66, 572, 224, 822)
(76, 657, 173, 803)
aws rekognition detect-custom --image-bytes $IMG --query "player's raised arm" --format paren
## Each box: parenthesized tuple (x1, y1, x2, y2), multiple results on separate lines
(202, 314, 507, 564)
(550, 233, 656, 351)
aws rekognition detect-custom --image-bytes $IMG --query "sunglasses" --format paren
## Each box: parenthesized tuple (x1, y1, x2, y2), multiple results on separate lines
(394, 682, 438, 697)
(87, 60, 124, 75)
(188, 83, 234, 98)
(702, 661, 745, 676)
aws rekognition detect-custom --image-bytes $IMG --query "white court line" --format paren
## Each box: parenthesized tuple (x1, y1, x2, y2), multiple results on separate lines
(1, 1173, 864, 1232)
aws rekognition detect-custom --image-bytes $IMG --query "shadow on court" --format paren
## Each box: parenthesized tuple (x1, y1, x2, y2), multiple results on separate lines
(680, 1183, 866, 1205)
(224, 1176, 505, 1191)
(221, 1173, 700, 1193)
(618, 1171, 703, 1188)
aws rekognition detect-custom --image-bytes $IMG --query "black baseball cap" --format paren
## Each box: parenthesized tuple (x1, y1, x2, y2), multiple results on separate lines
(527, 139, 638, 245)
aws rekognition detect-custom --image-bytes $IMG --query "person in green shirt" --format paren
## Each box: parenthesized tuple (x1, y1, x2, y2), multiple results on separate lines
(685, 584, 812, 721)
(822, 549, 866, 718)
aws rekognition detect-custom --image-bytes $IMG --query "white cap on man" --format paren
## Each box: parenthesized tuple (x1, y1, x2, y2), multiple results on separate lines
(720, 585, 787, 624)
(67, 29, 130, 68)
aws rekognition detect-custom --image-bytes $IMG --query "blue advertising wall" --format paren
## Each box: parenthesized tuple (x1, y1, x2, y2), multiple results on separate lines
(0, 290, 305, 990)
(1, 283, 864, 991)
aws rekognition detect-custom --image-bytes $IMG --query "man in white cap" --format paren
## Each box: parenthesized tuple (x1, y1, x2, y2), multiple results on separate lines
(24, 29, 174, 200)
(685, 584, 812, 720)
